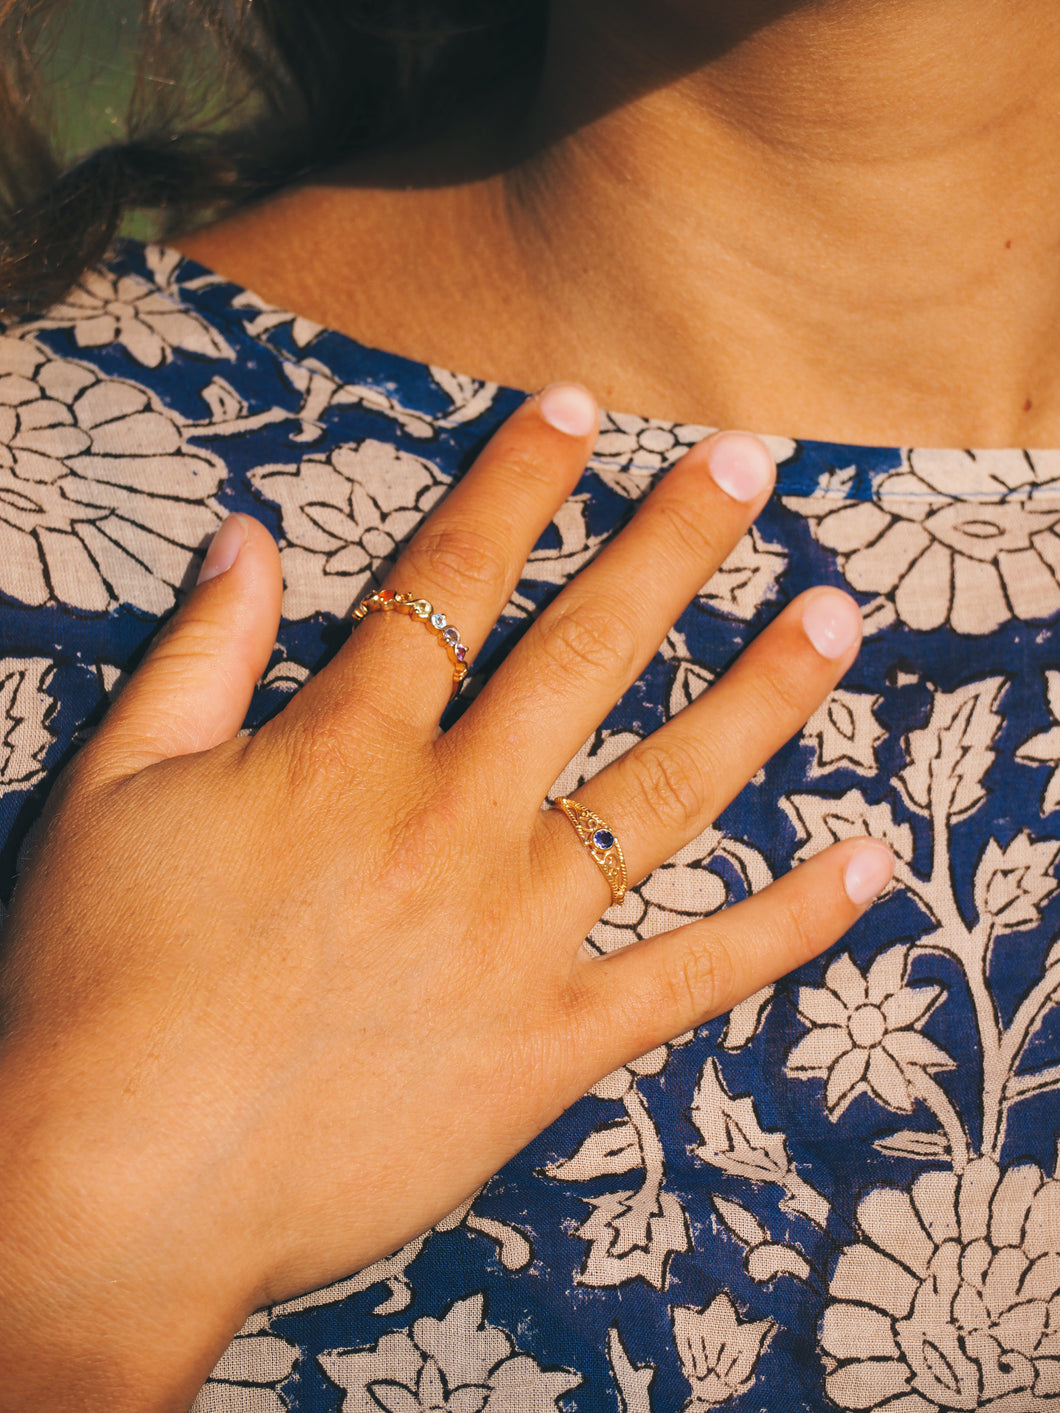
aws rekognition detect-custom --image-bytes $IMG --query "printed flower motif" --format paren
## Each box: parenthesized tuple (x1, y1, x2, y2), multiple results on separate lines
(318, 1292, 581, 1411)
(787, 947, 954, 1118)
(803, 689, 887, 777)
(192, 1325, 298, 1413)
(249, 440, 448, 619)
(590, 411, 795, 483)
(0, 333, 225, 613)
(0, 657, 56, 789)
(785, 448, 1060, 635)
(1017, 670, 1060, 817)
(34, 264, 234, 367)
(823, 1157, 1060, 1411)
(671, 1293, 775, 1409)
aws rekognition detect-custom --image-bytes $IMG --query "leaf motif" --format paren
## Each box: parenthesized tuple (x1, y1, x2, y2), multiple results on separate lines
(720, 986, 775, 1051)
(689, 1060, 831, 1227)
(543, 1121, 644, 1182)
(780, 789, 914, 866)
(697, 526, 787, 621)
(873, 1129, 951, 1160)
(689, 1059, 792, 1185)
(607, 1326, 655, 1413)
(972, 833, 1060, 933)
(712, 1197, 769, 1249)
(575, 1189, 691, 1290)
(897, 678, 1007, 821)
(1048, 939, 1060, 968)
(745, 1245, 814, 1285)
(200, 376, 245, 422)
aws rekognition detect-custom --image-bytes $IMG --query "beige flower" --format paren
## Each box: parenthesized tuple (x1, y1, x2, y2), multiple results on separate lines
(785, 448, 1060, 635)
(249, 440, 448, 619)
(787, 947, 953, 1118)
(823, 1157, 1060, 1411)
(803, 689, 887, 777)
(0, 334, 225, 613)
(193, 1325, 298, 1413)
(35, 265, 233, 368)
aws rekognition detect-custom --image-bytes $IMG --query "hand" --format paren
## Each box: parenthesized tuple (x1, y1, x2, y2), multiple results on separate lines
(0, 384, 890, 1412)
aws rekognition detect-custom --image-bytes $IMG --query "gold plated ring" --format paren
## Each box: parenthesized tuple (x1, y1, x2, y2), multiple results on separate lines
(352, 589, 470, 691)
(553, 797, 628, 906)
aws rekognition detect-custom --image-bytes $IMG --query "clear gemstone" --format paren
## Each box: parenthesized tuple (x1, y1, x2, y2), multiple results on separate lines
(593, 829, 615, 852)
(430, 612, 447, 630)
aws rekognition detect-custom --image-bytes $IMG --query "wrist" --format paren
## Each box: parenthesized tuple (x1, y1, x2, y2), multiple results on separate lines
(0, 1040, 250, 1412)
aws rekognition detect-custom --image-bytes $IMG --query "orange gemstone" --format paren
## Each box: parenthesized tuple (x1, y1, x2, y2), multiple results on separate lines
(378, 589, 395, 603)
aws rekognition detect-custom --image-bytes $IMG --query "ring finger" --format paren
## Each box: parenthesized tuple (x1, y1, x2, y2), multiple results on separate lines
(539, 586, 864, 926)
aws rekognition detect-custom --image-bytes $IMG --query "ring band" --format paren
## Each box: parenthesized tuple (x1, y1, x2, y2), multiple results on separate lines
(352, 589, 470, 690)
(553, 797, 628, 906)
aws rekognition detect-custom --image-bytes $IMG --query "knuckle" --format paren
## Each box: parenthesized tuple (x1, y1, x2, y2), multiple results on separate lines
(623, 738, 711, 834)
(647, 496, 721, 568)
(775, 889, 823, 972)
(748, 663, 808, 724)
(412, 523, 511, 601)
(274, 714, 365, 805)
(666, 934, 738, 1025)
(537, 600, 638, 684)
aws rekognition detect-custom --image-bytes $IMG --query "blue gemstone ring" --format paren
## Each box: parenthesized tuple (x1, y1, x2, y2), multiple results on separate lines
(553, 797, 628, 907)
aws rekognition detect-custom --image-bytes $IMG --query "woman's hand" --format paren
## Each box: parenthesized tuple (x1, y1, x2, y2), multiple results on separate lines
(0, 385, 890, 1412)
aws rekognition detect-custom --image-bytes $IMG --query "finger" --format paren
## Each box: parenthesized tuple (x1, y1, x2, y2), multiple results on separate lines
(72, 514, 284, 786)
(287, 385, 600, 727)
(573, 838, 895, 1078)
(456, 431, 777, 799)
(539, 587, 863, 920)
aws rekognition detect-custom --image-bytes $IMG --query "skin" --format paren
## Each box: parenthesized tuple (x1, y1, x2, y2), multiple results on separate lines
(14, 0, 1033, 1404)
(0, 401, 886, 1410)
(180, 0, 1060, 446)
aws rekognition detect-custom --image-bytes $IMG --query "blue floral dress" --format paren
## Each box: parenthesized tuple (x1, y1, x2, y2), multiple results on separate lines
(2, 240, 1059, 1413)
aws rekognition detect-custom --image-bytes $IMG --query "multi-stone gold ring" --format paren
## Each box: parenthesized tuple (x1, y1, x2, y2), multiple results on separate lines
(352, 589, 470, 692)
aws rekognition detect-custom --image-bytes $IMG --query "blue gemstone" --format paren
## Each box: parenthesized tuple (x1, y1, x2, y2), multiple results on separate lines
(593, 829, 615, 851)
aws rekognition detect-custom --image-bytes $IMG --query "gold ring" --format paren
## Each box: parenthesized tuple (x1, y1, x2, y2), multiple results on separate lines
(553, 797, 628, 906)
(352, 589, 470, 691)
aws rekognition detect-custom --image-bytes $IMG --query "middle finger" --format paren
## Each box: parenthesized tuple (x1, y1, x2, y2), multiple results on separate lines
(455, 431, 777, 799)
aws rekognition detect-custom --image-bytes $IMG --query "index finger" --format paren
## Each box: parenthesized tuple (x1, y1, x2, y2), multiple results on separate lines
(283, 384, 601, 731)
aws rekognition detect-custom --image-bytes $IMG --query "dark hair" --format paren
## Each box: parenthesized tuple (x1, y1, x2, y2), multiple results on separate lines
(0, 0, 547, 317)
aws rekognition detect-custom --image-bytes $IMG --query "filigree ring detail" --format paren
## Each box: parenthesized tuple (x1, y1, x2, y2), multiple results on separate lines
(553, 797, 628, 906)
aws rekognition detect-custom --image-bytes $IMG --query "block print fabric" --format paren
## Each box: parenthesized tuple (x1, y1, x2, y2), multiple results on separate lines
(2, 241, 1059, 1413)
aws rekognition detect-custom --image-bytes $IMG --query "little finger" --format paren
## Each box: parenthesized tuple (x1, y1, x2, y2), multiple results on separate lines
(572, 837, 895, 1078)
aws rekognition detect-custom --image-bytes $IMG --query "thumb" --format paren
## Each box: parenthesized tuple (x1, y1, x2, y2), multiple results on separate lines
(77, 514, 284, 784)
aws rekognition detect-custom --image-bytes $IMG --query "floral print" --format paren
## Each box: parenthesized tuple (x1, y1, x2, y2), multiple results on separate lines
(823, 1157, 1060, 1411)
(2, 242, 1060, 1412)
(785, 449, 1060, 636)
(786, 947, 954, 1118)
(318, 1294, 581, 1411)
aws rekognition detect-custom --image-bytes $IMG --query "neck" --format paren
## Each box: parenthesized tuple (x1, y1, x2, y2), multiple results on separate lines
(504, 0, 1060, 444)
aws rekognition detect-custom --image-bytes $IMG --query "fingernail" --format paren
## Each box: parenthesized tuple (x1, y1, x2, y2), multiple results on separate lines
(802, 590, 862, 659)
(707, 432, 775, 502)
(537, 383, 599, 437)
(197, 514, 248, 585)
(844, 842, 895, 906)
